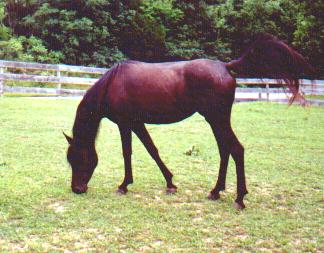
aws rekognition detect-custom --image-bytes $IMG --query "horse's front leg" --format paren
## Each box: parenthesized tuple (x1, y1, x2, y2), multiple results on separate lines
(117, 124, 133, 194)
(132, 123, 177, 193)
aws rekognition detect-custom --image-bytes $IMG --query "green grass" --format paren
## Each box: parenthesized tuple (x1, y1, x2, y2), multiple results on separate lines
(3, 93, 61, 98)
(3, 93, 82, 98)
(306, 94, 324, 100)
(0, 98, 323, 252)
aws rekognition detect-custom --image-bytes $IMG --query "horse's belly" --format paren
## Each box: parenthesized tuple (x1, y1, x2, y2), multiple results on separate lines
(138, 110, 196, 124)
(105, 100, 195, 124)
(130, 95, 196, 123)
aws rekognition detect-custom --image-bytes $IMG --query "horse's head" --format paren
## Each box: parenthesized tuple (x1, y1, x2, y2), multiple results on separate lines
(64, 132, 98, 194)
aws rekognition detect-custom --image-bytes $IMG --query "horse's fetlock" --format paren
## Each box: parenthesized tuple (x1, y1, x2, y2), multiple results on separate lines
(216, 185, 225, 192)
(127, 179, 133, 184)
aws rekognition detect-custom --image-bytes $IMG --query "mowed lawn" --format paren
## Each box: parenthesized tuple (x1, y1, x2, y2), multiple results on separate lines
(0, 97, 323, 252)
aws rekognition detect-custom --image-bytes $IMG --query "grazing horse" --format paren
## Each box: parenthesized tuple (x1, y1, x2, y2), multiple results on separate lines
(64, 34, 314, 209)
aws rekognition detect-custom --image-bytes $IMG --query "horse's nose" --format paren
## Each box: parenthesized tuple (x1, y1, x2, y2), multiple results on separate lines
(72, 184, 88, 194)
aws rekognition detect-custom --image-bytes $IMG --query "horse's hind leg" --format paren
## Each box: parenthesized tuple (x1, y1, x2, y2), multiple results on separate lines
(204, 115, 248, 209)
(132, 123, 177, 193)
(117, 124, 133, 194)
(207, 121, 230, 200)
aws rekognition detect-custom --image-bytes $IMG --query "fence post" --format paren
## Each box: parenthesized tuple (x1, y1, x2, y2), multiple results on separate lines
(56, 66, 61, 95)
(266, 83, 270, 101)
(0, 67, 4, 97)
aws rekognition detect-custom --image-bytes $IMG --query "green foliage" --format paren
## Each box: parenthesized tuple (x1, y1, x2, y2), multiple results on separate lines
(1, 0, 323, 71)
(4, 0, 128, 66)
(0, 2, 10, 40)
(0, 36, 63, 63)
(167, 0, 219, 60)
(118, 0, 184, 61)
(0, 1, 62, 63)
(292, 1, 323, 71)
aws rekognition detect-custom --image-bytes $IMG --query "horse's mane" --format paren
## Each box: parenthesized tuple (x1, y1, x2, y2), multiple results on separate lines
(81, 60, 140, 113)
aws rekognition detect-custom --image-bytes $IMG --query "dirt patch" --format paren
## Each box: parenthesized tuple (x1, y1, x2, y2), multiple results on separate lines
(48, 201, 66, 213)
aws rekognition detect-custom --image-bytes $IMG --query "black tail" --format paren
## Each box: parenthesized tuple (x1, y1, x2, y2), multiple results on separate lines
(226, 34, 316, 103)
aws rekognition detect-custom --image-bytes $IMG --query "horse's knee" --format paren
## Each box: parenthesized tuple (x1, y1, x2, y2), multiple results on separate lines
(219, 149, 230, 161)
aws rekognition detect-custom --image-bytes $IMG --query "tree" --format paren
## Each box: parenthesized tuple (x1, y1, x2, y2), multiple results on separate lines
(0, 1, 61, 63)
(292, 0, 323, 72)
(2, 0, 323, 72)
(119, 0, 183, 61)
(6, 0, 127, 66)
(0, 1, 10, 40)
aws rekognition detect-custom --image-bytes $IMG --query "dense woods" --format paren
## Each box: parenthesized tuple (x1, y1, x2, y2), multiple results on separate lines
(0, 0, 322, 72)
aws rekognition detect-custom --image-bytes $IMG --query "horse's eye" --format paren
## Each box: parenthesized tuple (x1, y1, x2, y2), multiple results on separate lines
(67, 147, 81, 165)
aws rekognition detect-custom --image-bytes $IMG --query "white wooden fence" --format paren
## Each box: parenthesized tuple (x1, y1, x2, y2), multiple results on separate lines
(0, 60, 323, 102)
(0, 60, 107, 95)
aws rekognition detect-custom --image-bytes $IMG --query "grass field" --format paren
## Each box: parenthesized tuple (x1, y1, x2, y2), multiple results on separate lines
(0, 98, 323, 252)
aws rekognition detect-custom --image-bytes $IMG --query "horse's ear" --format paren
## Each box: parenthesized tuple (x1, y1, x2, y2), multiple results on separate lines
(63, 132, 73, 145)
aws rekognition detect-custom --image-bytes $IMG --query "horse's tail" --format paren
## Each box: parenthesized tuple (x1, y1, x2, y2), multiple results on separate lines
(225, 34, 316, 103)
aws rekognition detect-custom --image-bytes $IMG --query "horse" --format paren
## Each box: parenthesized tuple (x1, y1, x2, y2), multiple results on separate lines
(64, 34, 315, 209)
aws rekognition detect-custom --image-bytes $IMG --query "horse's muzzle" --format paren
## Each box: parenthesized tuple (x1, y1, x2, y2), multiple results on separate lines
(72, 184, 88, 194)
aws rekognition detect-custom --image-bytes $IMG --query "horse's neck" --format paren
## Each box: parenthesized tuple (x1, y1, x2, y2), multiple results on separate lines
(72, 100, 101, 147)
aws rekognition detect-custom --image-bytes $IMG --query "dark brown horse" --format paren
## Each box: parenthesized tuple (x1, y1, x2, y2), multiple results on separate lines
(64, 35, 314, 209)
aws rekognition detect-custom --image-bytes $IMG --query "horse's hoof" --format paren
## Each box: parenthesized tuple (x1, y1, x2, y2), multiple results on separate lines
(166, 187, 177, 194)
(116, 188, 127, 195)
(233, 201, 245, 210)
(207, 192, 220, 201)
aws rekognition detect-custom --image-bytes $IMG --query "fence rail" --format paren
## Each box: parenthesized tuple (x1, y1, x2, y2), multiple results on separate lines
(0, 60, 323, 100)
